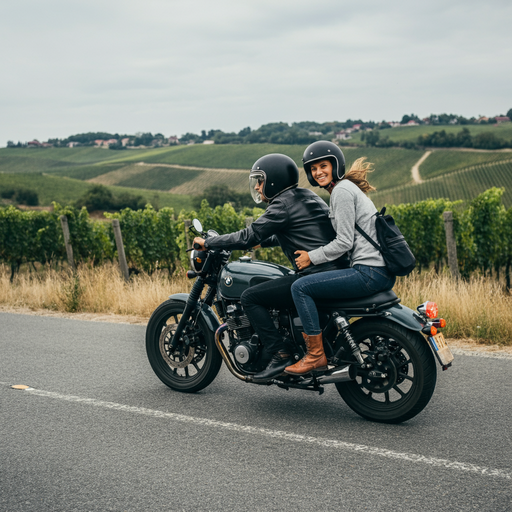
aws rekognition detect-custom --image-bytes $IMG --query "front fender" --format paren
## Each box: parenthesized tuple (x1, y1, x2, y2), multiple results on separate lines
(168, 293, 221, 333)
(382, 303, 425, 331)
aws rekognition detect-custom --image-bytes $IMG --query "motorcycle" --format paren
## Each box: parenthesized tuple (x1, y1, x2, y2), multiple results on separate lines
(146, 220, 454, 424)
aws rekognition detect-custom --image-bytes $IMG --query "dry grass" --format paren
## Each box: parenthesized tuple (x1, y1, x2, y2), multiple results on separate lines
(394, 270, 512, 345)
(0, 263, 191, 318)
(1, 264, 511, 346)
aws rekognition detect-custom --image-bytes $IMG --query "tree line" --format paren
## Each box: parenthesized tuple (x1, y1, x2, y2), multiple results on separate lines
(7, 108, 511, 148)
(363, 127, 512, 150)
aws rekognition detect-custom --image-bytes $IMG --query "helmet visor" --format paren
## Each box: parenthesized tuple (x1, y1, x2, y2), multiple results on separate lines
(249, 172, 265, 204)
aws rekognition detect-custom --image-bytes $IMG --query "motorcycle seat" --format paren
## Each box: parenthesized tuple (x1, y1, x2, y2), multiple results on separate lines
(315, 290, 400, 313)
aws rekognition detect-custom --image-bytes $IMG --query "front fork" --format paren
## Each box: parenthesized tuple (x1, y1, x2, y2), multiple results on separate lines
(169, 277, 206, 352)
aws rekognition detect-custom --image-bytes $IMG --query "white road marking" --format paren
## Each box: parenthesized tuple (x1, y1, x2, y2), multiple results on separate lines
(8, 385, 511, 480)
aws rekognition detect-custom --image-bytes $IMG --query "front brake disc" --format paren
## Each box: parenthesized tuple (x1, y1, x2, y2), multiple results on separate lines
(159, 323, 195, 368)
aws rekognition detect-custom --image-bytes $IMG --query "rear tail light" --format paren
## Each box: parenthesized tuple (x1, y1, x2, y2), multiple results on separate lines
(418, 301, 439, 319)
(433, 318, 446, 329)
(425, 302, 438, 319)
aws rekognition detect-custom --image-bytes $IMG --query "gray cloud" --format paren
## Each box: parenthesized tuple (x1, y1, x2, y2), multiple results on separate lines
(1, 0, 511, 144)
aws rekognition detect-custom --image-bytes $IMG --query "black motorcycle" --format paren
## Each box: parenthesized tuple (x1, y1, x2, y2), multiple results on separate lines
(146, 220, 454, 424)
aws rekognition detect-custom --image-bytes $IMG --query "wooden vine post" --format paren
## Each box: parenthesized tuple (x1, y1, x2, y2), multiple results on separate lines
(59, 215, 76, 272)
(112, 219, 130, 282)
(443, 211, 460, 279)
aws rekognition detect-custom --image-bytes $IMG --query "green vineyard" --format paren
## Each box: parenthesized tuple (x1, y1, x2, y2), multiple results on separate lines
(419, 150, 512, 179)
(370, 160, 512, 208)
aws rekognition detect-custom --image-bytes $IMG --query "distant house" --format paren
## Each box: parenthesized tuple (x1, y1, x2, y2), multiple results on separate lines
(67, 141, 81, 148)
(388, 122, 401, 127)
(477, 116, 489, 123)
(106, 139, 118, 146)
(202, 140, 215, 145)
(168, 136, 179, 145)
(495, 116, 510, 123)
(404, 120, 419, 126)
(449, 118, 458, 124)
(335, 131, 351, 140)
(42, 142, 53, 148)
(352, 124, 362, 130)
(27, 140, 43, 148)
(308, 131, 323, 136)
(121, 138, 130, 146)
(94, 139, 105, 147)
(422, 118, 430, 124)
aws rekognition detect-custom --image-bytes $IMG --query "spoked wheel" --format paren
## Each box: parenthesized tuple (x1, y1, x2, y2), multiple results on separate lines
(336, 319, 437, 423)
(145, 300, 222, 393)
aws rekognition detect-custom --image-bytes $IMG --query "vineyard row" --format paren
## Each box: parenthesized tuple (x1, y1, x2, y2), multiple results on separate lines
(1, 187, 511, 282)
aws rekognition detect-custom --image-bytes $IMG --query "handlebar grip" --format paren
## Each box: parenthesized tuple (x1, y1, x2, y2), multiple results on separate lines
(193, 242, 202, 250)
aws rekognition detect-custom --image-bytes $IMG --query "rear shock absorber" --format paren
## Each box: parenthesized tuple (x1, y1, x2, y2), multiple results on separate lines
(332, 313, 367, 366)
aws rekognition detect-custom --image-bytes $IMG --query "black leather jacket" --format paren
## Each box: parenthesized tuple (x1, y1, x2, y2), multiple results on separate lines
(204, 187, 348, 275)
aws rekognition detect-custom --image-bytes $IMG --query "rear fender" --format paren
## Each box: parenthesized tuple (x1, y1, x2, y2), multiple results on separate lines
(168, 293, 220, 333)
(379, 303, 425, 331)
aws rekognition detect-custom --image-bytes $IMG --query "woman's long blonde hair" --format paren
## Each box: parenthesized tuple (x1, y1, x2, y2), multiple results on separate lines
(342, 157, 376, 193)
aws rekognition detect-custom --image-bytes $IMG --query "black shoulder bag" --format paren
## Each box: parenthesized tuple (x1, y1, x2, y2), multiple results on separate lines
(355, 207, 416, 277)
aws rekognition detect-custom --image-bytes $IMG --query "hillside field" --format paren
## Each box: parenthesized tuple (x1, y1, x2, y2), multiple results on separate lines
(1, 142, 512, 209)
(0, 173, 193, 211)
(369, 159, 512, 209)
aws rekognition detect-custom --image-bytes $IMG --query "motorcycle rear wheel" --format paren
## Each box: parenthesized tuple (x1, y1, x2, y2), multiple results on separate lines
(146, 300, 222, 393)
(336, 319, 437, 424)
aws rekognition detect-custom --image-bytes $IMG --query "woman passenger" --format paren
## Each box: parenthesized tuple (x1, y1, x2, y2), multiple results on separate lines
(285, 141, 395, 375)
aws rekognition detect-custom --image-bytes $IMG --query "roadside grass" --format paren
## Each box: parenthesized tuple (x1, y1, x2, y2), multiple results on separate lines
(0, 263, 192, 317)
(1, 263, 511, 345)
(394, 270, 512, 345)
(0, 173, 193, 211)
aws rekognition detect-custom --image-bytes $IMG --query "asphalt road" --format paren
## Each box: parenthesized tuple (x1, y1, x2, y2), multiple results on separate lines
(1, 312, 511, 512)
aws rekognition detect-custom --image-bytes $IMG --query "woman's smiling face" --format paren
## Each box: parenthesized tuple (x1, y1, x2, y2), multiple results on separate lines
(310, 159, 333, 187)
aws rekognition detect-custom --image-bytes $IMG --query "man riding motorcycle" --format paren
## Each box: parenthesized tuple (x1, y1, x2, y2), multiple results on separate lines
(193, 153, 348, 380)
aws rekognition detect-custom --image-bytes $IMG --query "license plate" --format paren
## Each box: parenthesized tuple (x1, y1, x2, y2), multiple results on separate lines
(428, 332, 454, 368)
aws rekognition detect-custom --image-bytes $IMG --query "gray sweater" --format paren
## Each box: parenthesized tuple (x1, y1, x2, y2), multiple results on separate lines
(308, 180, 385, 267)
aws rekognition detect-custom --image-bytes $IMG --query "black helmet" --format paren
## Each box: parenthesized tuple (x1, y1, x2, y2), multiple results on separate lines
(302, 141, 346, 187)
(249, 153, 299, 204)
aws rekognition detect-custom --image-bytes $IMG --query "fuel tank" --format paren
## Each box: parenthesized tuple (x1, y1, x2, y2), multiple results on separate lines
(218, 256, 294, 300)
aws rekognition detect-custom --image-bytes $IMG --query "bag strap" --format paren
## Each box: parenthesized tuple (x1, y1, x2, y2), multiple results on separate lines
(355, 223, 382, 252)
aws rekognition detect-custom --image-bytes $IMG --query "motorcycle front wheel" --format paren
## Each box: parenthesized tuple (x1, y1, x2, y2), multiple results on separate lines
(146, 300, 222, 393)
(336, 319, 437, 424)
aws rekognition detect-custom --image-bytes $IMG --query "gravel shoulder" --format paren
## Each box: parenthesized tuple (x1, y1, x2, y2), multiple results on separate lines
(2, 305, 511, 357)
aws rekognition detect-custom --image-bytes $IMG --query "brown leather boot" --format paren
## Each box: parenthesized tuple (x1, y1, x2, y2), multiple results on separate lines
(284, 333, 328, 375)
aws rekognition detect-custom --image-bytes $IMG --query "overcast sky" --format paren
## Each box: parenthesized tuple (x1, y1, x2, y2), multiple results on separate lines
(1, 0, 511, 145)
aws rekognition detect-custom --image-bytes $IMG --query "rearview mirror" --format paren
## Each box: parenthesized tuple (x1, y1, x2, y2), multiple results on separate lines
(192, 219, 203, 233)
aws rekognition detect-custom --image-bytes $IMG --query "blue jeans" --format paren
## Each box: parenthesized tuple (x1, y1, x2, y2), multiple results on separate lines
(290, 264, 396, 336)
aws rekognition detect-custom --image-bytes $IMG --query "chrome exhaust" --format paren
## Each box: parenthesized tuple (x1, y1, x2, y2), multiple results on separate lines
(214, 324, 251, 382)
(316, 364, 356, 385)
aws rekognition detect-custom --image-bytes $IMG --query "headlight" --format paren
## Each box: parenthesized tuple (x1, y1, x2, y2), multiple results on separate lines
(190, 250, 205, 272)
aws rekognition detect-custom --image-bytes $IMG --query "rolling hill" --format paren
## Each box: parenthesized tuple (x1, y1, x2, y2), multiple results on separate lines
(1, 142, 512, 209)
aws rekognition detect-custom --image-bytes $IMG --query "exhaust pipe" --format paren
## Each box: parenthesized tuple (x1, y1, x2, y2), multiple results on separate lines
(214, 324, 251, 382)
(316, 364, 356, 385)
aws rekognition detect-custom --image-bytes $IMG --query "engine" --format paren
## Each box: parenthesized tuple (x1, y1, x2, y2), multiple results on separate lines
(225, 303, 264, 372)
